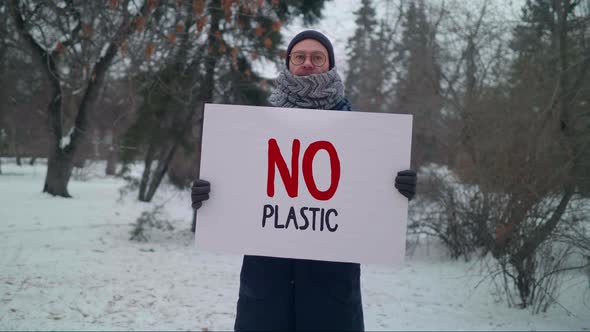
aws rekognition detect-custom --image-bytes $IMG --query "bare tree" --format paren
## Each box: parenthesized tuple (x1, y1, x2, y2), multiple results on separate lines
(419, 0, 590, 310)
(8, 0, 151, 197)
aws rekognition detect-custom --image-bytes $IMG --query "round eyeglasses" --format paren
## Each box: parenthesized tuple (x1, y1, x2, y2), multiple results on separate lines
(289, 51, 327, 67)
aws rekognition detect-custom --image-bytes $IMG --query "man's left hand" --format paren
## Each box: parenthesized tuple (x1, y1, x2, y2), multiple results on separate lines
(395, 169, 417, 201)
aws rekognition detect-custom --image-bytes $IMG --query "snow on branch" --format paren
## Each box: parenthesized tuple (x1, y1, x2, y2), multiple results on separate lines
(59, 127, 75, 150)
(127, 0, 146, 16)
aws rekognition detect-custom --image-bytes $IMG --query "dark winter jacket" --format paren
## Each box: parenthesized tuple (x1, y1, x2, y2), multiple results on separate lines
(234, 98, 364, 331)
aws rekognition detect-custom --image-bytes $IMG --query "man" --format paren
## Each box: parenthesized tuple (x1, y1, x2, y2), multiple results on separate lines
(191, 30, 417, 331)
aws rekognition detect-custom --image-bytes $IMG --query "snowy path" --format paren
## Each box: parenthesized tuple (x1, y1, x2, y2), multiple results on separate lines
(1, 162, 589, 330)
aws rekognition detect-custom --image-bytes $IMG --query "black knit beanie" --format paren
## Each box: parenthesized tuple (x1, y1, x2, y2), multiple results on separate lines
(286, 30, 335, 70)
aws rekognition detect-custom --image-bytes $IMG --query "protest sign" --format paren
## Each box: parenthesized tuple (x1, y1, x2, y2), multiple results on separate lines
(196, 103, 412, 265)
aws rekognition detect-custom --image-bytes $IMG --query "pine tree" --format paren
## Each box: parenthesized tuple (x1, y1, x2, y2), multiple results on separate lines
(120, 0, 329, 202)
(369, 17, 397, 112)
(508, 0, 589, 195)
(393, 0, 443, 168)
(345, 0, 378, 110)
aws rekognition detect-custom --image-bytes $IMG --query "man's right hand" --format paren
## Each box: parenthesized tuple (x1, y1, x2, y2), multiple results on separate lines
(191, 179, 210, 210)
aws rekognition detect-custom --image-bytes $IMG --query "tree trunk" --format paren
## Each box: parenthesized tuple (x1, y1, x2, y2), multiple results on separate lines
(41, 82, 69, 195)
(8, 123, 22, 167)
(512, 187, 574, 263)
(43, 146, 75, 197)
(29, 157, 36, 165)
(140, 104, 197, 203)
(138, 142, 156, 202)
(13, 134, 21, 166)
(192, 1, 222, 232)
(144, 144, 179, 202)
(11, 0, 66, 196)
(74, 157, 85, 169)
(512, 255, 536, 308)
(105, 146, 117, 175)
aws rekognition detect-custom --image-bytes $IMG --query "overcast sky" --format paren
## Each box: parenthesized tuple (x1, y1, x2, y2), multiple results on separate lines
(257, 0, 526, 79)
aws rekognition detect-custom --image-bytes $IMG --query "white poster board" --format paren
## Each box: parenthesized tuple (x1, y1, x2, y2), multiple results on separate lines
(196, 103, 412, 265)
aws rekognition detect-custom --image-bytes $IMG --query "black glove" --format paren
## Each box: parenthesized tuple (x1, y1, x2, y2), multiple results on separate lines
(191, 179, 210, 210)
(395, 169, 416, 201)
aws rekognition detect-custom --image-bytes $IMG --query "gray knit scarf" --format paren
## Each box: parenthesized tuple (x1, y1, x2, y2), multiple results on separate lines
(268, 67, 345, 110)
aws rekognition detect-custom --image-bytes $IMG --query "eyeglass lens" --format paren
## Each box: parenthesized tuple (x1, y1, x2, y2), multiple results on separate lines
(290, 52, 326, 67)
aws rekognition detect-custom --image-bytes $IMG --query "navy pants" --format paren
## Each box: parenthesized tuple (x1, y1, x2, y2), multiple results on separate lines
(234, 255, 364, 331)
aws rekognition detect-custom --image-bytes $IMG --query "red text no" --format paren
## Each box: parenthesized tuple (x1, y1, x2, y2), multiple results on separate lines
(267, 138, 341, 201)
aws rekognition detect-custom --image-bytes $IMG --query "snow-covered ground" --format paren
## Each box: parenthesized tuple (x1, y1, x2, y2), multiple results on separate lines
(1, 159, 589, 330)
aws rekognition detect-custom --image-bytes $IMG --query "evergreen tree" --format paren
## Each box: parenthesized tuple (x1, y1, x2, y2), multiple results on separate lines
(508, 0, 589, 195)
(393, 0, 443, 168)
(345, 0, 395, 113)
(345, 0, 378, 110)
(120, 0, 328, 202)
